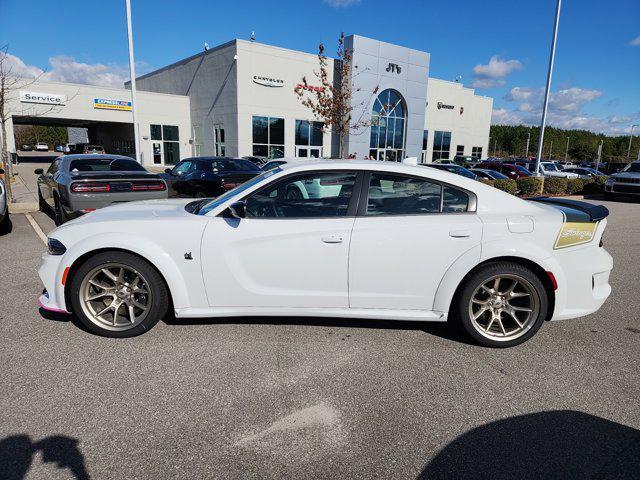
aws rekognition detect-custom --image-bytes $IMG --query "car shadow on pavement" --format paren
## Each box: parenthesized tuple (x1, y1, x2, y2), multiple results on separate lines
(163, 316, 476, 345)
(418, 410, 640, 480)
(584, 193, 640, 204)
(0, 216, 13, 236)
(0, 434, 91, 480)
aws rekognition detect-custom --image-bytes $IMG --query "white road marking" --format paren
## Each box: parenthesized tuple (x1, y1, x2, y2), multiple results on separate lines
(25, 213, 47, 244)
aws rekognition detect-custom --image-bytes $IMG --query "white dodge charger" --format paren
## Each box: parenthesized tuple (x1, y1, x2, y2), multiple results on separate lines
(38, 160, 613, 347)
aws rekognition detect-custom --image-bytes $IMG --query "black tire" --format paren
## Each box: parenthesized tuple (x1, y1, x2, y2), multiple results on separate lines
(452, 262, 548, 348)
(38, 190, 47, 212)
(193, 188, 207, 199)
(53, 194, 67, 226)
(69, 251, 169, 338)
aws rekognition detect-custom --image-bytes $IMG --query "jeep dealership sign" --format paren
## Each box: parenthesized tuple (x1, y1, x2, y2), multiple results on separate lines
(20, 91, 66, 105)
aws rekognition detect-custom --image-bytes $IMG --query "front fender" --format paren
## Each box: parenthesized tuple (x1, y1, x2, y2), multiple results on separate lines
(54, 232, 198, 311)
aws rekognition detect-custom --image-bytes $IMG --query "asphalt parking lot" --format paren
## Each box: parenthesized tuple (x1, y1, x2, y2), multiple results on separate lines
(1, 165, 639, 479)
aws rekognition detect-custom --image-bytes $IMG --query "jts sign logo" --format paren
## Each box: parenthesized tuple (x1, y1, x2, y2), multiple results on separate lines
(386, 63, 402, 74)
(20, 91, 66, 105)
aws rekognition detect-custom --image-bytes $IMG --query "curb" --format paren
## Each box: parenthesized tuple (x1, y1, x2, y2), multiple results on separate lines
(9, 202, 39, 214)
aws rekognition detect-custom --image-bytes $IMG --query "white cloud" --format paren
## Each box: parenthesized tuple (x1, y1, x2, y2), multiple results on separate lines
(470, 55, 523, 89)
(630, 35, 640, 46)
(494, 85, 633, 135)
(3, 53, 143, 88)
(323, 0, 361, 7)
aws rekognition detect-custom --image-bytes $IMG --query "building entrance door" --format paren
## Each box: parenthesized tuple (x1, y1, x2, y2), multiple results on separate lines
(370, 148, 404, 162)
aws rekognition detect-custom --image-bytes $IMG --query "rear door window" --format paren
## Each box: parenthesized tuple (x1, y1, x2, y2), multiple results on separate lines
(366, 173, 441, 216)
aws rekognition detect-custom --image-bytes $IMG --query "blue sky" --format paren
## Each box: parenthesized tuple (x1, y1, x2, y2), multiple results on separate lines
(1, 0, 638, 134)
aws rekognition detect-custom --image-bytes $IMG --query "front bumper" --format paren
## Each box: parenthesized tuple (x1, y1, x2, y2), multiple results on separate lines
(605, 183, 640, 195)
(37, 253, 70, 313)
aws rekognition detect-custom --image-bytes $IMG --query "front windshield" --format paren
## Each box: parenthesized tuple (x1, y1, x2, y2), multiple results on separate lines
(515, 165, 532, 176)
(198, 167, 282, 215)
(622, 162, 640, 173)
(542, 163, 559, 171)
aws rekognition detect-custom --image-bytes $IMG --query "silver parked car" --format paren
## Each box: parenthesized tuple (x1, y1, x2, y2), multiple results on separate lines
(605, 161, 640, 200)
(35, 155, 168, 225)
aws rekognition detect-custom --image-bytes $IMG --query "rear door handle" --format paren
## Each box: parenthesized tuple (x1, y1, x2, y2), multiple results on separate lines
(449, 229, 471, 238)
(322, 235, 344, 244)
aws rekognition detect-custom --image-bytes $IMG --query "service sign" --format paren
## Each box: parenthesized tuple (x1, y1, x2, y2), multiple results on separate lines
(93, 98, 132, 111)
(20, 91, 66, 105)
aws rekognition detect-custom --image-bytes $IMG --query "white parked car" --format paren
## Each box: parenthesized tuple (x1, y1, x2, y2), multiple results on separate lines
(35, 142, 49, 152)
(528, 161, 579, 178)
(38, 160, 613, 347)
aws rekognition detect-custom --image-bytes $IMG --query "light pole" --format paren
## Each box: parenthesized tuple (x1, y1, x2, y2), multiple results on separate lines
(548, 140, 553, 160)
(525, 131, 531, 158)
(494, 137, 497, 156)
(535, 0, 562, 176)
(125, 0, 141, 164)
(627, 124, 637, 162)
(564, 136, 569, 162)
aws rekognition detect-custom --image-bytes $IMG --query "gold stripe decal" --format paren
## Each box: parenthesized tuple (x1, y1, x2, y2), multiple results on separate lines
(554, 222, 598, 249)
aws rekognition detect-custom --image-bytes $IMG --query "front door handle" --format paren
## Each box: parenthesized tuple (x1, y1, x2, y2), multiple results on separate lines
(449, 229, 471, 238)
(322, 235, 344, 244)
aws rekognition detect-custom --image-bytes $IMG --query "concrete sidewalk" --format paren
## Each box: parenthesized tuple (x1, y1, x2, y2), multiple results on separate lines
(7, 161, 40, 213)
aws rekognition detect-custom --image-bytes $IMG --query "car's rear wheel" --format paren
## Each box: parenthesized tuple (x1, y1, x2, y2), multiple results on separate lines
(70, 251, 168, 337)
(53, 195, 67, 226)
(38, 190, 47, 212)
(194, 188, 207, 199)
(454, 262, 548, 348)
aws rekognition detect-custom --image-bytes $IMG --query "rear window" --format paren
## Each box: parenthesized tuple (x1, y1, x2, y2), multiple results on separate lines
(210, 160, 259, 172)
(69, 158, 145, 172)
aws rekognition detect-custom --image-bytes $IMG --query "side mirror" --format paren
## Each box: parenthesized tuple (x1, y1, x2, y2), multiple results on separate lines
(34, 168, 44, 175)
(228, 201, 246, 219)
(164, 168, 172, 174)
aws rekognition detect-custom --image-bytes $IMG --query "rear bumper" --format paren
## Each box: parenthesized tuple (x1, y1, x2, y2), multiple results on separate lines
(550, 245, 613, 321)
(67, 190, 169, 214)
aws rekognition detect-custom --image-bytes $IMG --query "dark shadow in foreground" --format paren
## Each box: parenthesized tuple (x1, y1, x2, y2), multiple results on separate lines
(418, 410, 640, 480)
(163, 315, 476, 346)
(0, 434, 90, 480)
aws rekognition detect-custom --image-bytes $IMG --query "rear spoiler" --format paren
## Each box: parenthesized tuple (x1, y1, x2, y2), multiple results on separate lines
(528, 196, 609, 222)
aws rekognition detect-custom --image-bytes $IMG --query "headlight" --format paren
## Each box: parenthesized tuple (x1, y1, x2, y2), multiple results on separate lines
(47, 238, 66, 255)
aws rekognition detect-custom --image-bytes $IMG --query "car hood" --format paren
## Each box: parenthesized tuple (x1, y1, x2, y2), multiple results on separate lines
(58, 198, 196, 228)
(611, 172, 640, 179)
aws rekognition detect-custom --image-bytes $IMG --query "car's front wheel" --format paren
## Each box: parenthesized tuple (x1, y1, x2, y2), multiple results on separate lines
(454, 262, 548, 348)
(69, 251, 169, 337)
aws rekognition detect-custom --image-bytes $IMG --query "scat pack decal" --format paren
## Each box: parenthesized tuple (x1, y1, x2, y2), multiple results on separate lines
(554, 222, 598, 249)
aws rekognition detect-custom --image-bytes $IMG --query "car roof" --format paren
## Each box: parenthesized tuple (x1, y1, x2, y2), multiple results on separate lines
(61, 154, 137, 161)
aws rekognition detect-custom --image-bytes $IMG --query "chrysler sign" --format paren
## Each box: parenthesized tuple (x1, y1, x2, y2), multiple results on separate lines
(437, 102, 455, 110)
(20, 91, 66, 105)
(253, 75, 284, 87)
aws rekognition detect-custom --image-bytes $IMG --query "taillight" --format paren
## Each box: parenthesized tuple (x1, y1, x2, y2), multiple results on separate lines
(71, 182, 110, 193)
(221, 179, 238, 190)
(132, 182, 166, 191)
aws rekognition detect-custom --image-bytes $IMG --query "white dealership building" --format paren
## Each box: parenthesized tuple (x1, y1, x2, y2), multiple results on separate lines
(3, 35, 492, 166)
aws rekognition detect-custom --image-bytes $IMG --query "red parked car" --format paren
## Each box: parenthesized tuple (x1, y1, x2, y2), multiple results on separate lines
(479, 162, 532, 179)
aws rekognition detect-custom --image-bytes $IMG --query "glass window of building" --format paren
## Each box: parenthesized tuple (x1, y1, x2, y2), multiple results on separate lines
(432, 131, 451, 161)
(150, 124, 180, 164)
(252, 116, 285, 159)
(472, 146, 483, 159)
(192, 125, 203, 157)
(369, 89, 406, 162)
(420, 130, 429, 163)
(295, 120, 324, 158)
(456, 145, 464, 156)
(214, 125, 226, 156)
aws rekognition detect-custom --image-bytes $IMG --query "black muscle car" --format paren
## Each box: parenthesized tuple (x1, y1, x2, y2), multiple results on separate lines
(160, 157, 262, 198)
